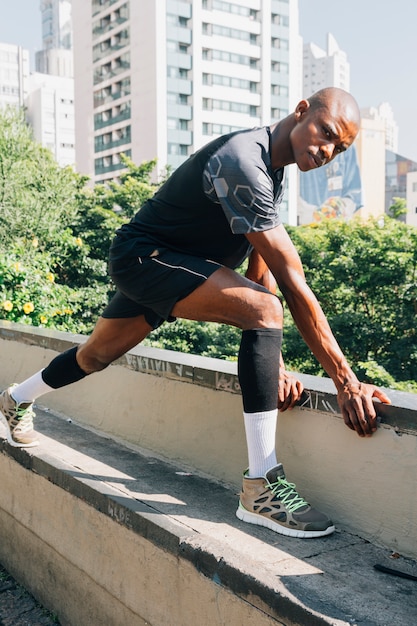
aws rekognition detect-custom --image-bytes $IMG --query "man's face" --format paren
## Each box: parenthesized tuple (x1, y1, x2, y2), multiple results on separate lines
(290, 98, 359, 172)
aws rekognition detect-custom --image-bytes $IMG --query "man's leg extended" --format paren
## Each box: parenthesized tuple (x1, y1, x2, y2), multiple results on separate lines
(0, 315, 152, 447)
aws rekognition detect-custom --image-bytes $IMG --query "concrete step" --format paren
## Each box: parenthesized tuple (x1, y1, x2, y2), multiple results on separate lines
(0, 407, 416, 626)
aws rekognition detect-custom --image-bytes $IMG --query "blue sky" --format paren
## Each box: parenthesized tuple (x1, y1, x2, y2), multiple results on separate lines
(1, 0, 416, 160)
(299, 0, 417, 161)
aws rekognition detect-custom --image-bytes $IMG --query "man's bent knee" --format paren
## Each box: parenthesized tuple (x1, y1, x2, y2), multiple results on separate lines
(76, 344, 113, 375)
(243, 292, 283, 330)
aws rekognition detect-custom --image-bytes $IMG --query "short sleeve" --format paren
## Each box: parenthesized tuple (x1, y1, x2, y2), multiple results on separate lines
(202, 130, 284, 234)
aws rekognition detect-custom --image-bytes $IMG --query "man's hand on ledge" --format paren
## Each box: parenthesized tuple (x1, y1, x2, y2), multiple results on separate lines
(337, 381, 391, 437)
(278, 369, 304, 412)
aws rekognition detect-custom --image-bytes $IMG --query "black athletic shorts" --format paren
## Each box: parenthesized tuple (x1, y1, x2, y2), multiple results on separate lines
(102, 248, 222, 329)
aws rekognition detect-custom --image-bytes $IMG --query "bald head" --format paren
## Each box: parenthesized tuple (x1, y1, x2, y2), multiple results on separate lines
(307, 87, 361, 130)
(285, 87, 361, 172)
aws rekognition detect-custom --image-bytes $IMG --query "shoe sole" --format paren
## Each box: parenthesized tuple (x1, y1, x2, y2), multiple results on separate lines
(236, 503, 335, 538)
(0, 412, 39, 448)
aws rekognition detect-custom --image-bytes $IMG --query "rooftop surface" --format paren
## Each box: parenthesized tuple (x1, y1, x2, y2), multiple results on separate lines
(2, 406, 416, 626)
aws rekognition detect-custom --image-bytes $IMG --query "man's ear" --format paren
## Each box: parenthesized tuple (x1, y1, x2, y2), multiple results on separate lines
(294, 99, 310, 120)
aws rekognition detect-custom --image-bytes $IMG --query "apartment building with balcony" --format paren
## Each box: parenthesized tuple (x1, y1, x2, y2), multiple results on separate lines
(72, 0, 302, 224)
(0, 43, 29, 108)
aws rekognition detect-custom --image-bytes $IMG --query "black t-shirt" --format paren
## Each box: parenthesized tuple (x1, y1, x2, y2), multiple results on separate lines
(110, 126, 285, 270)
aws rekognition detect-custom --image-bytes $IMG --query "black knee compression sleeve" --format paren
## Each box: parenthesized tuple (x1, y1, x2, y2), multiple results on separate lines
(238, 328, 282, 413)
(41, 347, 87, 389)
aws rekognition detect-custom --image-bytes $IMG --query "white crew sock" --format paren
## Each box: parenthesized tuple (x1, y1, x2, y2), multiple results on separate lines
(243, 409, 278, 478)
(11, 370, 54, 404)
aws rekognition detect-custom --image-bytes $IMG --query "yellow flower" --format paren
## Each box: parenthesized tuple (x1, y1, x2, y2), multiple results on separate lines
(39, 315, 48, 324)
(12, 262, 21, 272)
(75, 237, 83, 246)
(63, 308, 73, 315)
(46, 272, 55, 283)
(23, 302, 35, 315)
(32, 238, 39, 248)
(2, 300, 13, 312)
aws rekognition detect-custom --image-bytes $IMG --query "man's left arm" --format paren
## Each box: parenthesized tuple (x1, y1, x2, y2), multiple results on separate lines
(246, 226, 391, 436)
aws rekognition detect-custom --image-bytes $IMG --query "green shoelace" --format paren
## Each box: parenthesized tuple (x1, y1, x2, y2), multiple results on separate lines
(12, 406, 34, 429)
(269, 477, 309, 513)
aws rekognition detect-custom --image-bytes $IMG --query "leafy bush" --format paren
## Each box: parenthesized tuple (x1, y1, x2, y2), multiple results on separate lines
(0, 245, 109, 334)
(145, 319, 241, 360)
(283, 217, 417, 386)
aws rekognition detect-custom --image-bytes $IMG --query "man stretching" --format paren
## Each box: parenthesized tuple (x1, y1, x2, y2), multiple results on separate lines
(0, 88, 390, 538)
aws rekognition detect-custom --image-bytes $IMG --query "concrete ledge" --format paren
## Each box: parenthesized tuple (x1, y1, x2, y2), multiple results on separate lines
(0, 320, 415, 433)
(0, 320, 417, 561)
(0, 410, 416, 626)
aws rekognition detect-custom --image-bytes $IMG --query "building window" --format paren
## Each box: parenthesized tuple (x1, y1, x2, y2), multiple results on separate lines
(209, 74, 252, 90)
(207, 0, 258, 18)
(271, 84, 288, 96)
(207, 99, 258, 117)
(212, 123, 241, 134)
(211, 24, 258, 44)
(168, 118, 188, 130)
(167, 66, 188, 79)
(168, 144, 188, 155)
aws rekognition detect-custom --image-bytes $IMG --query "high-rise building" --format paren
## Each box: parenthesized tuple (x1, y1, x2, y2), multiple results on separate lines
(0, 43, 29, 108)
(361, 102, 399, 153)
(36, 0, 73, 78)
(302, 33, 349, 97)
(26, 72, 75, 167)
(22, 1, 75, 167)
(406, 170, 417, 227)
(72, 0, 302, 223)
(385, 149, 417, 216)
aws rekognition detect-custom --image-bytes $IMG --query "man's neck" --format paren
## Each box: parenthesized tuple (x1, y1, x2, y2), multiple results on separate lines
(269, 115, 296, 170)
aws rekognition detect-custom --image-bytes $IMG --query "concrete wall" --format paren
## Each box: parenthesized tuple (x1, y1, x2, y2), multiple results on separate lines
(0, 452, 283, 626)
(0, 321, 416, 559)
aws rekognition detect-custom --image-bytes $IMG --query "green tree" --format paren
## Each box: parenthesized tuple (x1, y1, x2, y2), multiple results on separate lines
(388, 196, 407, 220)
(283, 217, 417, 389)
(0, 107, 110, 330)
(73, 155, 168, 262)
(0, 106, 83, 254)
(146, 319, 242, 360)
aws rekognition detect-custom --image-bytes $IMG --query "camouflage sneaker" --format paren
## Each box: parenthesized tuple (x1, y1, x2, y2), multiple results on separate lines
(0, 385, 39, 447)
(236, 463, 335, 538)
